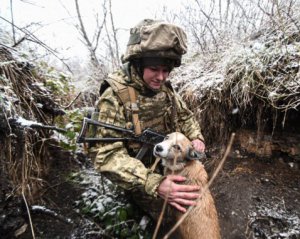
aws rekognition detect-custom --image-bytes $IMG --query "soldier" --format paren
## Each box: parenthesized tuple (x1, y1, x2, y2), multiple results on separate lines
(94, 19, 205, 222)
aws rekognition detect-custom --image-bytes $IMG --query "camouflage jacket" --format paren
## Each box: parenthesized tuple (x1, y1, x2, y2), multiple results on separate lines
(94, 65, 204, 197)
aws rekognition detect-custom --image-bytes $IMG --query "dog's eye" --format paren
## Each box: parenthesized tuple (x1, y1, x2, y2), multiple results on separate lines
(164, 136, 169, 140)
(173, 144, 181, 151)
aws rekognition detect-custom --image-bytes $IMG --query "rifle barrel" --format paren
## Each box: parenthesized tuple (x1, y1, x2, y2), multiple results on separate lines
(84, 118, 133, 134)
(77, 137, 129, 143)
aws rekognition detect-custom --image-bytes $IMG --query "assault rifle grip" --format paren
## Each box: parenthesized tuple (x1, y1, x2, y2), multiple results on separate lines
(77, 117, 89, 143)
(140, 128, 165, 145)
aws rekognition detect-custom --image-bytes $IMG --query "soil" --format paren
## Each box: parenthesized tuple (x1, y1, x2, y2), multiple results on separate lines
(210, 151, 300, 239)
(1, 147, 299, 239)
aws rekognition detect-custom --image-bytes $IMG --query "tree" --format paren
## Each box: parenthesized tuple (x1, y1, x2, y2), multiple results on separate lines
(73, 0, 121, 75)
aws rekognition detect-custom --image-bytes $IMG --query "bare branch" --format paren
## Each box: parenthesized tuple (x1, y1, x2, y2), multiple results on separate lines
(224, 0, 231, 23)
(74, 0, 92, 48)
(74, 0, 105, 69)
(10, 0, 16, 44)
(0, 16, 73, 73)
(93, 1, 107, 52)
(108, 0, 120, 67)
(104, 21, 115, 67)
(12, 36, 26, 47)
(194, 0, 219, 52)
(22, 192, 36, 239)
(63, 91, 82, 109)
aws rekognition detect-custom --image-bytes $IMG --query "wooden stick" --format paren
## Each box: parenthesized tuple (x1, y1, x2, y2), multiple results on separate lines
(22, 191, 36, 239)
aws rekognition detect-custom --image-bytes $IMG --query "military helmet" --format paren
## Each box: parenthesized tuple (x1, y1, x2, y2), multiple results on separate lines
(122, 19, 187, 67)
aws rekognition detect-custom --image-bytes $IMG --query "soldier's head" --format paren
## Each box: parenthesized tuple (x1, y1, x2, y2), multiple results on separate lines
(122, 19, 187, 89)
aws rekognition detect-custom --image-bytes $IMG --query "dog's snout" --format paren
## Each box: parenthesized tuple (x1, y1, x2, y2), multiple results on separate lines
(155, 145, 163, 152)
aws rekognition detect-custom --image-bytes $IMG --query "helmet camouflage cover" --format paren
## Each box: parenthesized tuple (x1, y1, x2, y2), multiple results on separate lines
(122, 19, 187, 67)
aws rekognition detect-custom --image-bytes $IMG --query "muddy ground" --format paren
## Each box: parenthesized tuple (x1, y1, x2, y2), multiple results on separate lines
(1, 147, 299, 239)
(210, 150, 300, 239)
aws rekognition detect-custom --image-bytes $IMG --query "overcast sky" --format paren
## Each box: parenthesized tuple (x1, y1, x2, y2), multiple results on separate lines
(1, 0, 185, 59)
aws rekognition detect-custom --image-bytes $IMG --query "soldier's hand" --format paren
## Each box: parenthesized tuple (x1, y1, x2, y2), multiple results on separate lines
(157, 175, 200, 213)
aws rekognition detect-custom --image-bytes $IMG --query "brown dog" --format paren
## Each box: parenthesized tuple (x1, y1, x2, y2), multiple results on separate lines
(153, 132, 221, 239)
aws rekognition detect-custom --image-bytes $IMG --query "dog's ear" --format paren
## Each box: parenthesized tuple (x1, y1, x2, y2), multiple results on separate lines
(187, 148, 206, 161)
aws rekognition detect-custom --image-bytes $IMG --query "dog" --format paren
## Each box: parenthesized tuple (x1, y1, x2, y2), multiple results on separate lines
(153, 132, 221, 239)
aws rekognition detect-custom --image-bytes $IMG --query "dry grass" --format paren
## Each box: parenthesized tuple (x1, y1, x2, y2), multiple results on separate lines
(0, 46, 63, 201)
(171, 7, 300, 146)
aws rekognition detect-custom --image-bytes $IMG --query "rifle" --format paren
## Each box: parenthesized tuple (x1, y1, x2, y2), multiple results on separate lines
(77, 117, 165, 159)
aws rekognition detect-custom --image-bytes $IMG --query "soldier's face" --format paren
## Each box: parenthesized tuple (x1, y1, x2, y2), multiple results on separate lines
(143, 66, 170, 90)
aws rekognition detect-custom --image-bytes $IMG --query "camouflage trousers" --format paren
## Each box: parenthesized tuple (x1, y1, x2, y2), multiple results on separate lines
(129, 188, 170, 221)
(129, 188, 183, 238)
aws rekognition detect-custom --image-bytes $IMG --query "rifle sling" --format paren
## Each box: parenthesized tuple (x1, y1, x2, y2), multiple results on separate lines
(128, 86, 142, 135)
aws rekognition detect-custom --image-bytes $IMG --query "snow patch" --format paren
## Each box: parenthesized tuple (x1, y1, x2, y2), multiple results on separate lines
(16, 117, 42, 126)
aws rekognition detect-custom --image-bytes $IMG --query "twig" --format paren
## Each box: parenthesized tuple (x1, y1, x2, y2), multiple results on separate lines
(163, 133, 236, 239)
(0, 16, 73, 73)
(104, 219, 135, 231)
(152, 171, 173, 239)
(108, 0, 120, 68)
(152, 140, 180, 239)
(63, 91, 82, 109)
(10, 0, 16, 44)
(74, 0, 101, 68)
(22, 191, 36, 239)
(93, 1, 107, 51)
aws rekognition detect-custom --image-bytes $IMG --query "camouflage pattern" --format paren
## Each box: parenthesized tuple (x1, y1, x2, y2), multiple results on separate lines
(122, 19, 187, 67)
(94, 65, 204, 200)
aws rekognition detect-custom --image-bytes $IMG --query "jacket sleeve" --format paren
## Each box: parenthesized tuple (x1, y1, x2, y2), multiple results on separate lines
(94, 87, 163, 196)
(174, 91, 205, 142)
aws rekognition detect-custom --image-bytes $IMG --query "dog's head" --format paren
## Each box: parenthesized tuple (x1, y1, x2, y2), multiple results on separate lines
(153, 132, 205, 170)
